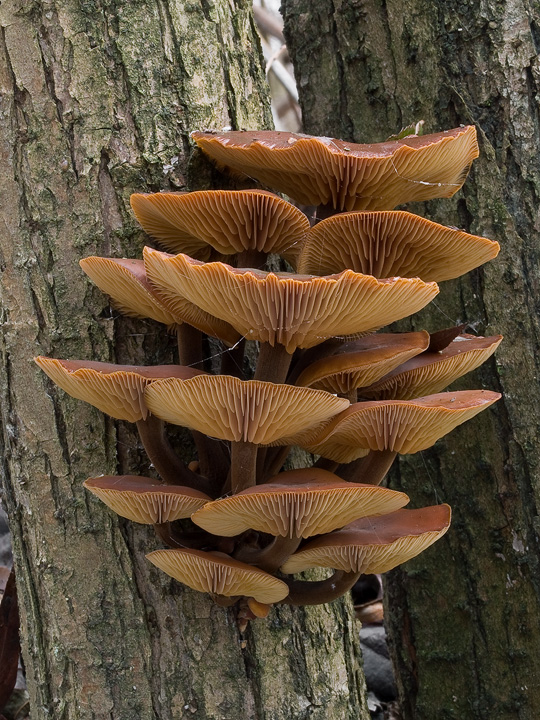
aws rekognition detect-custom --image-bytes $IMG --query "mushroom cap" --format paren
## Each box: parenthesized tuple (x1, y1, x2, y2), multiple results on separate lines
(143, 248, 439, 353)
(295, 331, 430, 394)
(80, 256, 239, 345)
(130, 190, 309, 259)
(35, 357, 203, 422)
(146, 548, 289, 603)
(281, 504, 451, 574)
(144, 375, 349, 444)
(192, 126, 479, 212)
(295, 390, 501, 463)
(191, 467, 409, 538)
(295, 211, 499, 281)
(362, 335, 503, 400)
(84, 475, 211, 523)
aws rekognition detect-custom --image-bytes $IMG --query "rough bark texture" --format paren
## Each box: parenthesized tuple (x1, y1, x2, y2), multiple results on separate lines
(282, 1, 540, 718)
(0, 2, 369, 719)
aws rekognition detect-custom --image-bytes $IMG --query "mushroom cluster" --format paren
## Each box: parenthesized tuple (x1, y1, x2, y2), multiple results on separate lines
(36, 126, 501, 617)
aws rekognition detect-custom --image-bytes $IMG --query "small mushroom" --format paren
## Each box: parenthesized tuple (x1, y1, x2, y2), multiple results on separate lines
(361, 334, 503, 400)
(146, 548, 289, 604)
(80, 256, 240, 347)
(145, 375, 350, 492)
(281, 504, 451, 605)
(131, 189, 309, 266)
(84, 475, 211, 524)
(295, 331, 430, 399)
(295, 211, 499, 281)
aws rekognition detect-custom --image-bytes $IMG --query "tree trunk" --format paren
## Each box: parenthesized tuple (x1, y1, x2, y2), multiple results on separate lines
(282, 1, 540, 718)
(0, 2, 369, 718)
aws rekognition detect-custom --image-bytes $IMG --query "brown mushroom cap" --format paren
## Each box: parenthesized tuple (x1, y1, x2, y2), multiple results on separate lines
(295, 390, 500, 463)
(130, 190, 309, 259)
(362, 335, 503, 400)
(191, 467, 409, 538)
(35, 357, 203, 422)
(143, 248, 439, 353)
(144, 375, 349, 444)
(84, 475, 211, 523)
(295, 331, 430, 394)
(80, 256, 239, 345)
(295, 211, 499, 281)
(146, 548, 289, 603)
(281, 504, 451, 574)
(192, 127, 479, 212)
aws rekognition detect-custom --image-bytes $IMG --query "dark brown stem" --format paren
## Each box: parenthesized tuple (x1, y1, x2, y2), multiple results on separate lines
(338, 449, 398, 485)
(220, 338, 246, 378)
(153, 522, 187, 548)
(235, 535, 301, 574)
(286, 339, 342, 384)
(254, 342, 293, 384)
(262, 445, 291, 481)
(136, 415, 212, 493)
(237, 248, 267, 269)
(283, 570, 361, 606)
(176, 323, 204, 370)
(231, 440, 258, 493)
(316, 202, 340, 221)
(314, 456, 339, 473)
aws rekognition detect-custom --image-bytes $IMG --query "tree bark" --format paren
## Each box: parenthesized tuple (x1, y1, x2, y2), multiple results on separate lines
(282, 1, 540, 718)
(0, 2, 369, 718)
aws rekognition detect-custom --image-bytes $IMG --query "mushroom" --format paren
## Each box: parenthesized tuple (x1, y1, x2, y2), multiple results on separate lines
(281, 504, 451, 605)
(361, 334, 503, 400)
(146, 548, 289, 604)
(295, 331, 430, 401)
(84, 475, 212, 549)
(145, 375, 349, 492)
(79, 256, 240, 366)
(143, 248, 439, 383)
(130, 189, 309, 267)
(287, 389, 501, 484)
(35, 357, 209, 490)
(295, 211, 499, 281)
(192, 126, 479, 213)
(191, 467, 409, 571)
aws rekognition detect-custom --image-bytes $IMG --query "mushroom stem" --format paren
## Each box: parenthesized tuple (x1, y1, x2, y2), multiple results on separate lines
(283, 570, 361, 606)
(262, 445, 291, 481)
(136, 415, 210, 491)
(339, 449, 398, 485)
(176, 323, 204, 370)
(153, 522, 188, 548)
(220, 339, 245, 378)
(231, 440, 259, 493)
(235, 535, 301, 574)
(286, 339, 343, 384)
(254, 342, 292, 384)
(314, 456, 339, 473)
(237, 248, 267, 270)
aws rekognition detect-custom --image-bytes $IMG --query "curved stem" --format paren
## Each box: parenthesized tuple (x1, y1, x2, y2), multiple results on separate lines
(254, 342, 292, 384)
(283, 570, 361, 606)
(338, 449, 397, 485)
(235, 535, 301, 574)
(136, 415, 212, 493)
(176, 323, 204, 370)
